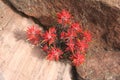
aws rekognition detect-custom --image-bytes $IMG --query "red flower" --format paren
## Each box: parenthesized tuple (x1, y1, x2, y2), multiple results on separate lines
(26, 10, 92, 66)
(83, 31, 92, 42)
(65, 29, 77, 39)
(70, 53, 85, 66)
(60, 31, 66, 39)
(70, 23, 82, 33)
(47, 47, 63, 61)
(66, 39, 75, 53)
(27, 26, 41, 45)
(49, 27, 56, 33)
(42, 27, 56, 45)
(42, 44, 48, 52)
(76, 40, 88, 52)
(57, 9, 71, 24)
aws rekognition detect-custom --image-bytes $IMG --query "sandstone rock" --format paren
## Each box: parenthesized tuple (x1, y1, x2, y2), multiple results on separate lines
(76, 52, 120, 80)
(5, 0, 120, 80)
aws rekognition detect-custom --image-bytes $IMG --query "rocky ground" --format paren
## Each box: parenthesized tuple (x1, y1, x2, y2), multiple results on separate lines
(1, 0, 120, 80)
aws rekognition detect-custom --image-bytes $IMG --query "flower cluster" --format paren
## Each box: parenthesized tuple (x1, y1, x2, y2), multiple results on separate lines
(26, 10, 92, 66)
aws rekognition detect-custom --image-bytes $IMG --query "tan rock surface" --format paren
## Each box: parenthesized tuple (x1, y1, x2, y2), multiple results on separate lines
(0, 1, 72, 80)
(77, 51, 120, 80)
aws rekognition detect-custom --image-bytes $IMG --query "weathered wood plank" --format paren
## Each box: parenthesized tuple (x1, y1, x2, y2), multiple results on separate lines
(0, 1, 72, 80)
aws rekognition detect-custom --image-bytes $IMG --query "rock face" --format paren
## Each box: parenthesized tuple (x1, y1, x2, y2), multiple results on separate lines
(77, 51, 120, 80)
(5, 0, 120, 80)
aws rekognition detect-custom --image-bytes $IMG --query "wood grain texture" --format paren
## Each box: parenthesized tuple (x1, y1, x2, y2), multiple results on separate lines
(0, 1, 72, 80)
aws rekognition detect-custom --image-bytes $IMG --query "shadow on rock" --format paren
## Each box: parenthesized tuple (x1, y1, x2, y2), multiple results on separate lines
(31, 46, 47, 60)
(13, 28, 26, 41)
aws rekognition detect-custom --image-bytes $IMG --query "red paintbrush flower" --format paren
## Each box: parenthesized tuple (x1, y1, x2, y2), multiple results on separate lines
(66, 39, 75, 53)
(27, 26, 41, 45)
(70, 23, 82, 33)
(42, 27, 56, 45)
(42, 44, 48, 52)
(76, 39, 88, 52)
(65, 29, 77, 39)
(70, 53, 85, 66)
(60, 31, 66, 39)
(57, 9, 71, 25)
(26, 10, 92, 66)
(49, 27, 56, 33)
(83, 31, 92, 42)
(47, 47, 63, 61)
